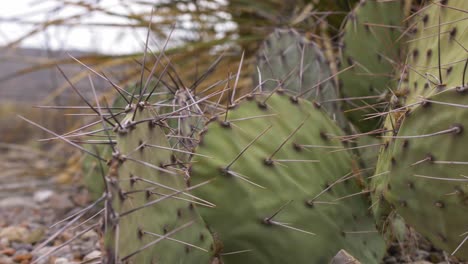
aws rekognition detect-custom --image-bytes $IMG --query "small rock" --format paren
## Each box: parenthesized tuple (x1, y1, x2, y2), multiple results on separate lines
(24, 228, 46, 244)
(81, 230, 98, 241)
(330, 249, 360, 264)
(12, 252, 33, 262)
(83, 250, 101, 262)
(54, 258, 69, 264)
(0, 227, 28, 242)
(0, 256, 14, 264)
(0, 248, 15, 256)
(11, 243, 33, 252)
(33, 190, 54, 203)
(0, 238, 9, 248)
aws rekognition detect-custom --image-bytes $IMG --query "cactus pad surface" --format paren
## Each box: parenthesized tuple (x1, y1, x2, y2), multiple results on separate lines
(339, 0, 404, 132)
(384, 88, 468, 259)
(104, 104, 214, 263)
(191, 92, 385, 263)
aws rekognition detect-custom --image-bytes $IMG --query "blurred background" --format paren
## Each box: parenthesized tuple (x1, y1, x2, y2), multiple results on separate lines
(0, 0, 353, 156)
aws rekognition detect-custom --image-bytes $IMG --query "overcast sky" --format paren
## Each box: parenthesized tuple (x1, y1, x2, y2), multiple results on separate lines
(0, 0, 150, 54)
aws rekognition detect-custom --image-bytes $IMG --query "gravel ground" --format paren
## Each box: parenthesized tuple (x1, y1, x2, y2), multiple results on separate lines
(0, 145, 101, 264)
(0, 183, 101, 264)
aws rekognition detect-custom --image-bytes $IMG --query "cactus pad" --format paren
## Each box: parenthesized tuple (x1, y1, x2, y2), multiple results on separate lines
(403, 0, 468, 107)
(82, 94, 130, 200)
(254, 29, 344, 126)
(383, 88, 468, 259)
(191, 92, 385, 263)
(339, 0, 404, 132)
(103, 104, 214, 263)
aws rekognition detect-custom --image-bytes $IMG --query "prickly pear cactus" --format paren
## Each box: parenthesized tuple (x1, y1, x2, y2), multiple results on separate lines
(403, 0, 467, 107)
(167, 87, 207, 162)
(191, 92, 385, 263)
(383, 88, 468, 260)
(370, 145, 393, 231)
(82, 94, 131, 200)
(254, 29, 346, 127)
(82, 143, 112, 200)
(103, 104, 214, 263)
(351, 126, 382, 175)
(339, 0, 404, 132)
(370, 109, 403, 230)
(371, 0, 468, 253)
(313, 0, 360, 31)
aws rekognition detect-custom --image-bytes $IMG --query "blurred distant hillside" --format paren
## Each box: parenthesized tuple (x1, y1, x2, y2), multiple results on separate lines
(0, 48, 114, 103)
(0, 48, 119, 143)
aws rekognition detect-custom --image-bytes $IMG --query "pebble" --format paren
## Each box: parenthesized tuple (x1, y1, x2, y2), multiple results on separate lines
(24, 228, 46, 244)
(0, 227, 28, 242)
(54, 257, 69, 264)
(330, 249, 359, 264)
(0, 256, 14, 264)
(0, 238, 9, 248)
(12, 252, 33, 262)
(0, 248, 15, 256)
(83, 250, 101, 262)
(33, 190, 54, 203)
(81, 230, 98, 241)
(11, 243, 33, 251)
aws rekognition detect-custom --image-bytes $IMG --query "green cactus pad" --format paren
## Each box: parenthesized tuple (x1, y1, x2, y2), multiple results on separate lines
(167, 88, 207, 162)
(383, 88, 468, 260)
(370, 148, 394, 232)
(403, 0, 467, 107)
(254, 29, 345, 127)
(352, 127, 382, 175)
(81, 93, 131, 200)
(370, 110, 402, 230)
(104, 104, 214, 263)
(339, 0, 404, 132)
(82, 143, 112, 200)
(191, 93, 385, 263)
